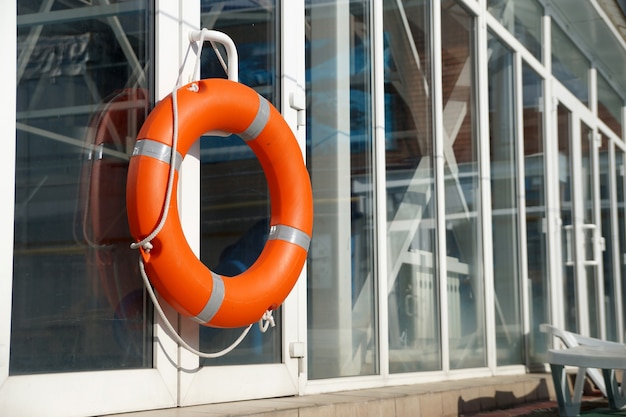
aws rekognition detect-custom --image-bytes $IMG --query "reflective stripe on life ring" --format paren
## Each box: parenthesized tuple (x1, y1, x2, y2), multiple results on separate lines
(126, 78, 313, 328)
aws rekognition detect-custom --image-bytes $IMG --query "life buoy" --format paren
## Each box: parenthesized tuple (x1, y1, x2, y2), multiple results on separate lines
(126, 78, 313, 328)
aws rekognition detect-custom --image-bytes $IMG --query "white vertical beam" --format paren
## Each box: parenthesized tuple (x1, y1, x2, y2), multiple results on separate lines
(0, 0, 17, 388)
(543, 12, 565, 334)
(154, 0, 200, 405)
(515, 51, 531, 366)
(589, 68, 606, 339)
(432, 0, 449, 373)
(476, 1, 496, 372)
(372, 0, 389, 380)
(608, 141, 624, 342)
(280, 0, 308, 393)
(571, 114, 591, 336)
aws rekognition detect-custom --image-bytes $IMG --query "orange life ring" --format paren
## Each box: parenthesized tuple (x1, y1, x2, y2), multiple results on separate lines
(126, 78, 313, 328)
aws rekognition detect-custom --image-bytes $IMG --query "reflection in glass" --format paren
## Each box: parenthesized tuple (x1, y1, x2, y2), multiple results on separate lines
(599, 136, 617, 341)
(383, 0, 439, 373)
(557, 105, 576, 332)
(199, 0, 281, 366)
(442, 1, 486, 370)
(306, 0, 377, 379)
(487, 0, 542, 61)
(551, 23, 589, 106)
(522, 64, 549, 364)
(597, 74, 623, 138)
(488, 33, 522, 365)
(11, 1, 152, 374)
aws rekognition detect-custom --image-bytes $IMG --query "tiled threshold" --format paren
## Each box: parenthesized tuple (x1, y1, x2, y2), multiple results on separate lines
(113, 373, 557, 417)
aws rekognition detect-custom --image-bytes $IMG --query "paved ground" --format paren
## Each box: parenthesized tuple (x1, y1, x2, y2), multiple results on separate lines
(466, 397, 612, 416)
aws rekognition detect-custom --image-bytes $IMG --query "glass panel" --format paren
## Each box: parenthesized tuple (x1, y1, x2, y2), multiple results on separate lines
(581, 122, 599, 338)
(557, 104, 577, 332)
(198, 0, 281, 366)
(597, 74, 623, 138)
(586, 262, 598, 337)
(442, 1, 485, 370)
(551, 23, 589, 106)
(487, 0, 542, 61)
(522, 64, 549, 364)
(617, 150, 626, 338)
(487, 32, 522, 365)
(599, 136, 617, 341)
(306, 0, 377, 379)
(12, 1, 152, 374)
(383, 0, 439, 373)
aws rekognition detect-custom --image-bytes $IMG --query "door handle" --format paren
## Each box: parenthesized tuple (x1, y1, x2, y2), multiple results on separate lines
(563, 224, 574, 266)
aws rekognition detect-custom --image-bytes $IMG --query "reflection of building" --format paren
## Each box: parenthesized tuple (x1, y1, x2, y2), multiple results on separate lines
(4, 0, 626, 415)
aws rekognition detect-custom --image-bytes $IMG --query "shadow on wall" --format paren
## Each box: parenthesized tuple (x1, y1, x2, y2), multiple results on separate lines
(457, 378, 553, 415)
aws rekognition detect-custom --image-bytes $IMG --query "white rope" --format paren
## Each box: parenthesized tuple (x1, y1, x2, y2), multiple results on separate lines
(130, 33, 274, 358)
(139, 257, 274, 358)
(210, 41, 229, 75)
(129, 45, 191, 253)
(190, 30, 206, 84)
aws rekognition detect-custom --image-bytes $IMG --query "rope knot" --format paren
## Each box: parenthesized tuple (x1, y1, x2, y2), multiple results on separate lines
(130, 240, 153, 252)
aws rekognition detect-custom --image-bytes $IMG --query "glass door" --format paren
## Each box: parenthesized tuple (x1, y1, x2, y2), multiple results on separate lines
(176, 0, 303, 405)
(553, 82, 604, 338)
(1, 2, 179, 416)
(2, 1, 305, 415)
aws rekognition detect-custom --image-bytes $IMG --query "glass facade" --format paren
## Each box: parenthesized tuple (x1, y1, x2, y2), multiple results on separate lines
(552, 23, 590, 106)
(441, 0, 485, 370)
(522, 64, 549, 364)
(600, 135, 618, 341)
(305, 0, 377, 379)
(487, 0, 542, 61)
(12, 0, 152, 375)
(598, 73, 623, 138)
(488, 32, 522, 366)
(6, 0, 626, 414)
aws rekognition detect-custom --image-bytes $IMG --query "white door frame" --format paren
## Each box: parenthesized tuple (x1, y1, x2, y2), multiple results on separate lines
(1, 0, 308, 414)
(551, 80, 605, 338)
(0, 2, 185, 416)
(176, 0, 305, 406)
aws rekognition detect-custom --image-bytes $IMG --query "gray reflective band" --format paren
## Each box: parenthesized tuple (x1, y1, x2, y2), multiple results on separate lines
(239, 95, 270, 142)
(268, 225, 311, 252)
(132, 139, 183, 171)
(191, 273, 225, 324)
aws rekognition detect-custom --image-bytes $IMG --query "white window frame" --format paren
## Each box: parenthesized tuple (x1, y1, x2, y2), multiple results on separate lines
(0, 2, 184, 415)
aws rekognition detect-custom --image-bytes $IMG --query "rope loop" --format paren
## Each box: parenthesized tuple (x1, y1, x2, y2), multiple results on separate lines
(138, 257, 254, 358)
(259, 310, 276, 333)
